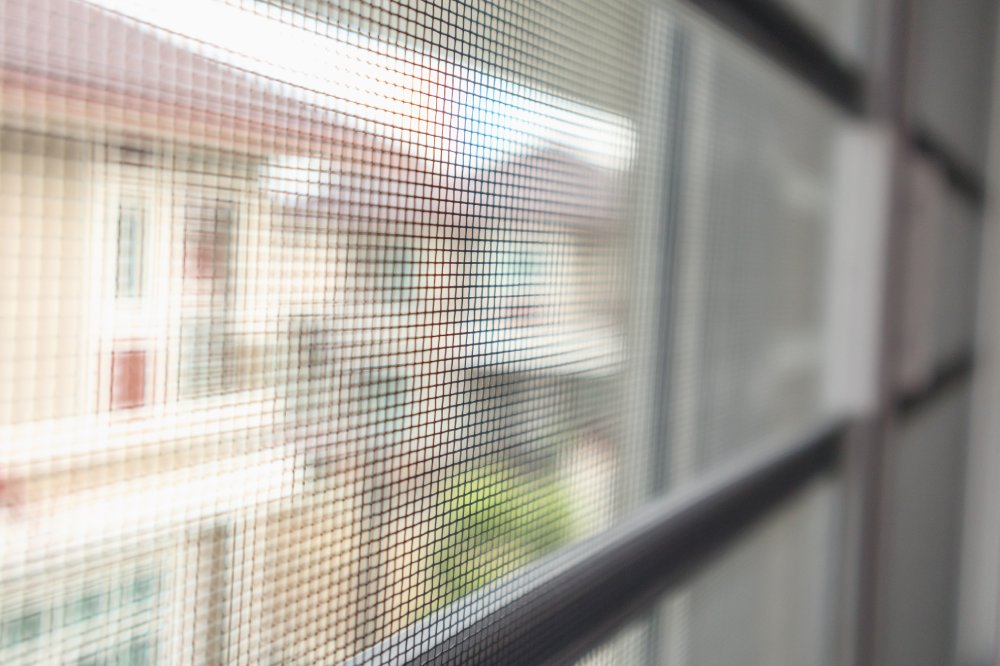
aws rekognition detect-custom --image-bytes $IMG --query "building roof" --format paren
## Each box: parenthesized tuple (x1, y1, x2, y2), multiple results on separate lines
(1, 0, 367, 153)
(2, 0, 630, 229)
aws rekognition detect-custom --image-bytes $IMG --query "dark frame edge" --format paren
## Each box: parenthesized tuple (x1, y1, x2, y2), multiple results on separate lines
(684, 0, 865, 114)
(908, 127, 987, 207)
(364, 420, 848, 666)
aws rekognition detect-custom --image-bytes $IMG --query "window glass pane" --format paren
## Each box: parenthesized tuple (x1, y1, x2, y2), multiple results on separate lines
(934, 194, 980, 365)
(907, 0, 996, 173)
(897, 157, 981, 393)
(668, 14, 843, 477)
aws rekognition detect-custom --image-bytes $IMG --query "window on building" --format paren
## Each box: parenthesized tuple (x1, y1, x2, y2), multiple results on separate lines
(110, 349, 147, 410)
(115, 201, 145, 298)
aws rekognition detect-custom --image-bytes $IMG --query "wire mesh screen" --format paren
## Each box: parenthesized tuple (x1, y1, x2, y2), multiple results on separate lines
(0, 0, 846, 664)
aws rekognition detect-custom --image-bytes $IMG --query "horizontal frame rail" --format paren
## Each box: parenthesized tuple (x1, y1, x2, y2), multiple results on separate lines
(895, 350, 975, 416)
(685, 0, 864, 113)
(348, 420, 846, 666)
(909, 127, 987, 206)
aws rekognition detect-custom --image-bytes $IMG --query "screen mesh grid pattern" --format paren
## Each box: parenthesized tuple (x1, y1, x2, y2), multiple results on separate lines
(0, 0, 843, 664)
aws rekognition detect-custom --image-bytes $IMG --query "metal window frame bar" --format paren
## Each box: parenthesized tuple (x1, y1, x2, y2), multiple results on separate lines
(895, 350, 975, 416)
(909, 127, 987, 207)
(347, 420, 844, 666)
(643, 18, 691, 663)
(685, 0, 865, 113)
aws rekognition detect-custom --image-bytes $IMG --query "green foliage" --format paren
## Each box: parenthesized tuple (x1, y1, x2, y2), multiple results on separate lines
(429, 465, 573, 608)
